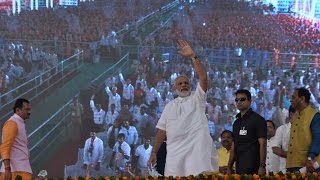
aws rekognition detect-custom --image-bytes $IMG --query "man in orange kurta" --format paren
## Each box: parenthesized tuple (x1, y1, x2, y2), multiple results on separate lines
(0, 98, 33, 180)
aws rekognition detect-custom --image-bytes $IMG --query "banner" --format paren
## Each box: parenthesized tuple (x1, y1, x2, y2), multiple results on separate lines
(59, 0, 77, 6)
(0, 0, 12, 11)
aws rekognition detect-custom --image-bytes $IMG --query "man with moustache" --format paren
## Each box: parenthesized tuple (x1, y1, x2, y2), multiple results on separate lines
(148, 40, 218, 176)
(217, 130, 233, 174)
(0, 98, 33, 180)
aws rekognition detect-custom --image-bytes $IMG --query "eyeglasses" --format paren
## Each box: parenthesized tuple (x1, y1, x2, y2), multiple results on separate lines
(235, 98, 247, 102)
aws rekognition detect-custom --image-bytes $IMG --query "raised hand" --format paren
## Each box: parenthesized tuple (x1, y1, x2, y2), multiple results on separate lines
(177, 39, 196, 59)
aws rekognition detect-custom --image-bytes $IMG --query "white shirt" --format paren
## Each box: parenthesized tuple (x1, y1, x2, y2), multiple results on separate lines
(273, 123, 291, 172)
(119, 73, 134, 101)
(113, 141, 131, 168)
(119, 126, 139, 145)
(157, 92, 171, 113)
(266, 137, 280, 173)
(266, 89, 276, 103)
(225, 87, 235, 105)
(90, 100, 106, 125)
(145, 87, 158, 105)
(157, 84, 218, 176)
(105, 86, 121, 112)
(83, 137, 104, 165)
(264, 107, 276, 120)
(207, 104, 222, 123)
(275, 108, 288, 126)
(156, 80, 170, 94)
(105, 110, 119, 125)
(135, 144, 153, 168)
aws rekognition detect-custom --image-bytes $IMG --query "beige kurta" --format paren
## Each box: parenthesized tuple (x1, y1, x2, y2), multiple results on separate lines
(157, 84, 218, 176)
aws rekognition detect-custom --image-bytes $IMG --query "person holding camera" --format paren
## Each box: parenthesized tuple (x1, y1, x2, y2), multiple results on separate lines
(108, 133, 131, 175)
(83, 132, 104, 172)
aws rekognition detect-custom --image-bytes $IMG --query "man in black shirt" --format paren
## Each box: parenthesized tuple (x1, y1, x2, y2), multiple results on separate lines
(227, 89, 267, 175)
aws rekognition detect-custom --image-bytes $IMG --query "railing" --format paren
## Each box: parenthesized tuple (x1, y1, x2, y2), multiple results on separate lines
(115, 0, 179, 36)
(25, 52, 130, 173)
(0, 50, 84, 124)
(28, 96, 75, 172)
(116, 45, 320, 70)
(91, 53, 130, 86)
(1, 0, 180, 53)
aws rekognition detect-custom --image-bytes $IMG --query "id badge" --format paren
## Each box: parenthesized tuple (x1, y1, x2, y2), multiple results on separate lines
(239, 129, 247, 136)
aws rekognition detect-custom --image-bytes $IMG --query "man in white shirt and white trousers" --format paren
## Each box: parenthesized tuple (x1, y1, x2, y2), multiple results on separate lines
(148, 40, 218, 176)
(272, 106, 295, 173)
(83, 132, 104, 172)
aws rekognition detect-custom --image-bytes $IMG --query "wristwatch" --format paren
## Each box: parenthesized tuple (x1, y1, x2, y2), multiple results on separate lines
(259, 163, 266, 168)
(192, 56, 198, 61)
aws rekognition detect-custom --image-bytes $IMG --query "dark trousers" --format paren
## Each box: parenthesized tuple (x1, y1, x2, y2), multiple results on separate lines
(156, 142, 167, 176)
(287, 167, 302, 173)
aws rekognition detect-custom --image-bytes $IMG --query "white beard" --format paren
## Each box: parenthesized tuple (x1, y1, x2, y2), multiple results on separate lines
(175, 89, 191, 97)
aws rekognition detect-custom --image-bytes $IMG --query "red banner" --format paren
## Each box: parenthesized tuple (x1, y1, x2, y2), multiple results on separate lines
(0, 0, 11, 11)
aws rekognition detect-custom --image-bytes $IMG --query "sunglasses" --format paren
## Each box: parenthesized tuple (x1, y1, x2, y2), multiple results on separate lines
(235, 98, 247, 102)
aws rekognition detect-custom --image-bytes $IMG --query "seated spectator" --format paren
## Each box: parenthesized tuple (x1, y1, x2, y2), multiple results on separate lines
(224, 115, 233, 132)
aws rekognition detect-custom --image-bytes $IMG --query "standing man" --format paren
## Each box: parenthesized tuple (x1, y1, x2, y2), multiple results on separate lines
(119, 73, 134, 106)
(227, 89, 267, 175)
(119, 120, 138, 155)
(148, 40, 218, 176)
(0, 98, 32, 180)
(83, 132, 104, 172)
(70, 96, 83, 142)
(134, 137, 152, 176)
(108, 133, 131, 175)
(272, 106, 295, 173)
(90, 95, 106, 131)
(286, 87, 320, 173)
(265, 120, 280, 173)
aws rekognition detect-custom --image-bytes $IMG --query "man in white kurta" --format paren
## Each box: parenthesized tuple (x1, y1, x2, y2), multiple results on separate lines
(156, 84, 218, 176)
(272, 122, 291, 172)
(148, 40, 218, 177)
(271, 105, 295, 173)
(83, 132, 104, 170)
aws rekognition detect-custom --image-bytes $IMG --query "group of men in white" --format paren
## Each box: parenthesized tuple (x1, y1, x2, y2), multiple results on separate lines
(82, 131, 153, 176)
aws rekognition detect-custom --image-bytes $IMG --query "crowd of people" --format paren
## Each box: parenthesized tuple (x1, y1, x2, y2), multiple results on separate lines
(0, 44, 59, 95)
(0, 0, 174, 105)
(75, 35, 320, 176)
(152, 0, 320, 69)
